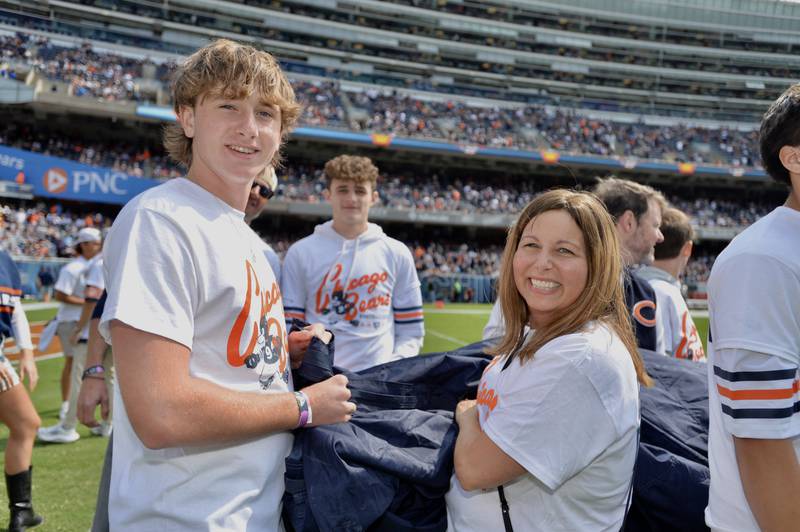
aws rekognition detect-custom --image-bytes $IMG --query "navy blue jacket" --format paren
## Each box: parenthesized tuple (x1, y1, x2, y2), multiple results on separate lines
(0, 250, 23, 343)
(625, 269, 658, 352)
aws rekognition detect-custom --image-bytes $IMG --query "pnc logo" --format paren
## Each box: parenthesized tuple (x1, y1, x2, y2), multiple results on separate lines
(43, 168, 68, 194)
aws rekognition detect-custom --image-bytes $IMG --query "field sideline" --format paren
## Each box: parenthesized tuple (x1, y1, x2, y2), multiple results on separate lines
(0, 303, 709, 530)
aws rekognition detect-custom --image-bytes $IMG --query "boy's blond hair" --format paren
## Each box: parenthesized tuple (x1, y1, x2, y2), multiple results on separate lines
(323, 155, 380, 189)
(164, 39, 301, 169)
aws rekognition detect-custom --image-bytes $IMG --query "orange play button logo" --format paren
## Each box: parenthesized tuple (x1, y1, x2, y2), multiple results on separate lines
(43, 168, 68, 193)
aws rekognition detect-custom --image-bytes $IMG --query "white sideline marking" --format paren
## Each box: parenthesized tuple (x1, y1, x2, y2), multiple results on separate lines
(22, 302, 59, 311)
(426, 329, 469, 347)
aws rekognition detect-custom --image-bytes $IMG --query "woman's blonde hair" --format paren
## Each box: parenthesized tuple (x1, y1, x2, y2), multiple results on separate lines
(489, 188, 652, 386)
(163, 39, 301, 169)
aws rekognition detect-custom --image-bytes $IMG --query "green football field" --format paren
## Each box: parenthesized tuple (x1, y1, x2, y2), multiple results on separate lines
(0, 304, 709, 530)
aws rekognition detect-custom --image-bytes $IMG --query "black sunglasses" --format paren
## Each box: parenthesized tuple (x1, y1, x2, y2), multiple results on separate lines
(252, 183, 274, 200)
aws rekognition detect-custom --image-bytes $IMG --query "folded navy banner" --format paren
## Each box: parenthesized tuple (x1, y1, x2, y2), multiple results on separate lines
(284, 339, 492, 532)
(284, 340, 711, 532)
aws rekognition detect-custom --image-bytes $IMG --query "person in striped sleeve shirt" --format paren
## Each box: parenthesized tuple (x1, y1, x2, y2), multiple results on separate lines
(705, 84, 800, 532)
(281, 155, 425, 371)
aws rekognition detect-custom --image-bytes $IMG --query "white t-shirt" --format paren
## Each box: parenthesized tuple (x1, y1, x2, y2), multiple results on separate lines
(638, 266, 705, 361)
(705, 206, 800, 532)
(100, 178, 293, 531)
(84, 256, 105, 296)
(54, 255, 90, 322)
(482, 300, 505, 341)
(446, 323, 640, 532)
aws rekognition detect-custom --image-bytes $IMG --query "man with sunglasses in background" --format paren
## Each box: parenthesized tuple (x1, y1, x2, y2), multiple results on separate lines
(246, 166, 282, 280)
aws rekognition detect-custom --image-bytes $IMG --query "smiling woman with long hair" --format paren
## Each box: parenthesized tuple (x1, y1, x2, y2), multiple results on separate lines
(446, 189, 651, 531)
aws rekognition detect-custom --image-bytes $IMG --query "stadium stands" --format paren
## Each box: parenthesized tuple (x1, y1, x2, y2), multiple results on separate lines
(1, 32, 763, 168)
(1, 0, 794, 302)
(0, 198, 737, 301)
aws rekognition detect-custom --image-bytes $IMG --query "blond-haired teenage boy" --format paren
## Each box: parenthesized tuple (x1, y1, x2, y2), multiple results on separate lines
(99, 40, 354, 530)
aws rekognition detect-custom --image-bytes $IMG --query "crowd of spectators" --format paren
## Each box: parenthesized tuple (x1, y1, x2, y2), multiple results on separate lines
(671, 197, 771, 227)
(2, 32, 765, 167)
(0, 203, 112, 258)
(273, 165, 773, 225)
(349, 92, 760, 166)
(0, 115, 773, 226)
(1, 33, 174, 102)
(0, 123, 184, 180)
(0, 200, 752, 299)
(683, 253, 716, 297)
(411, 241, 502, 276)
(69, 0, 797, 90)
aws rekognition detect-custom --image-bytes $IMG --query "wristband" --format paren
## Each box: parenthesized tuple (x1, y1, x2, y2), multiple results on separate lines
(293, 391, 312, 428)
(81, 364, 105, 381)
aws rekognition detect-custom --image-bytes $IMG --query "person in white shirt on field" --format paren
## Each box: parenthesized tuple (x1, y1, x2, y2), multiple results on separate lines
(281, 155, 425, 371)
(38, 227, 101, 443)
(636, 207, 705, 361)
(705, 84, 800, 531)
(98, 39, 354, 531)
(447, 189, 651, 531)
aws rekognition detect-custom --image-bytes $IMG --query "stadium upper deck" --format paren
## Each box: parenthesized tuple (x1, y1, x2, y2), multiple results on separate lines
(0, 30, 768, 172)
(3, 0, 798, 121)
(0, 1, 792, 251)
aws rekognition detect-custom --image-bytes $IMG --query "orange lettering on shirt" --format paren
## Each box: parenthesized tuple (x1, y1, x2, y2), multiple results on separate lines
(315, 263, 344, 314)
(227, 260, 286, 368)
(476, 383, 499, 412)
(316, 266, 391, 322)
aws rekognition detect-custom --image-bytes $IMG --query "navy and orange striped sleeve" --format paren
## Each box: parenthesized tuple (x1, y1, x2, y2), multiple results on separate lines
(713, 348, 800, 439)
(391, 244, 424, 357)
(393, 305, 424, 325)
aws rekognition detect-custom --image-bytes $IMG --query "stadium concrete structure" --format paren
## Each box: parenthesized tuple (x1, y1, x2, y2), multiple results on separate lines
(0, 0, 797, 300)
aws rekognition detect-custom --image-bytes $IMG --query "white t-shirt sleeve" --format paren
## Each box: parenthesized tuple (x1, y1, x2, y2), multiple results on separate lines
(11, 301, 33, 350)
(712, 347, 800, 440)
(710, 254, 800, 359)
(86, 260, 105, 290)
(482, 346, 622, 490)
(280, 244, 307, 326)
(482, 300, 505, 340)
(709, 254, 800, 439)
(391, 245, 424, 358)
(54, 263, 78, 295)
(100, 207, 198, 350)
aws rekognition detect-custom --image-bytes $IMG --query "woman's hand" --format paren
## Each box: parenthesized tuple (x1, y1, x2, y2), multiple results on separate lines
(18, 348, 38, 391)
(455, 399, 478, 427)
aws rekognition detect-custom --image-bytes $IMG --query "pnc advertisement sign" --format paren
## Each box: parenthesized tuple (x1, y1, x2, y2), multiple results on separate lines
(0, 145, 160, 205)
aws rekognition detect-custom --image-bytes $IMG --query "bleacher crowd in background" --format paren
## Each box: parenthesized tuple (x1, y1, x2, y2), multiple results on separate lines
(0, 201, 735, 297)
(2, 32, 763, 168)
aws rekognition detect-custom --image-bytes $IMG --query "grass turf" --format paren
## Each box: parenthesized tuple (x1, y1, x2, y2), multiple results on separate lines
(0, 303, 709, 530)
